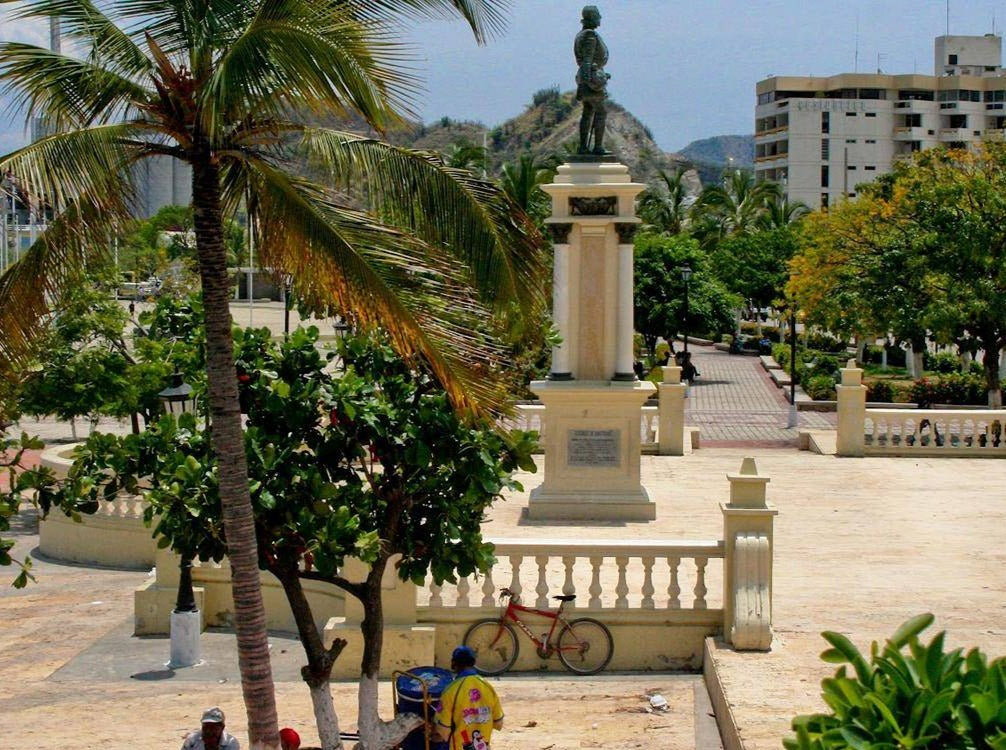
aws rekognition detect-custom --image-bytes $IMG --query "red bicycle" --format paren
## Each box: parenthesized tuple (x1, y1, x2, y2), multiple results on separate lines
(462, 588, 613, 676)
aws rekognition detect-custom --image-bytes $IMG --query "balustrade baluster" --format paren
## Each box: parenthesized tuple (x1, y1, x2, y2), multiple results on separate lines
(667, 557, 681, 609)
(615, 556, 629, 609)
(913, 420, 922, 449)
(430, 582, 443, 608)
(535, 555, 550, 608)
(562, 556, 576, 606)
(588, 556, 603, 609)
(641, 556, 655, 609)
(509, 556, 523, 600)
(482, 569, 496, 607)
(457, 577, 471, 608)
(694, 557, 708, 609)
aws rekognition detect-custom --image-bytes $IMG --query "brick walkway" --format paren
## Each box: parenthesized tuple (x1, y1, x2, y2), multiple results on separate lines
(684, 344, 835, 446)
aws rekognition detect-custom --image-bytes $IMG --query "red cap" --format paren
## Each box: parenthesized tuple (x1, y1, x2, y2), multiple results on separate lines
(279, 727, 301, 750)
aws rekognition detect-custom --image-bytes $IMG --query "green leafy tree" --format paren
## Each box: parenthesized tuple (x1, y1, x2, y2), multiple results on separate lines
(443, 140, 488, 174)
(60, 329, 536, 750)
(757, 194, 810, 231)
(711, 227, 800, 313)
(498, 151, 556, 222)
(0, 2, 545, 745)
(785, 613, 1006, 750)
(633, 232, 738, 359)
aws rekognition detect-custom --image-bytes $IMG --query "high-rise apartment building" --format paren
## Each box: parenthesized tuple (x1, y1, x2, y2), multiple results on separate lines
(755, 35, 1006, 209)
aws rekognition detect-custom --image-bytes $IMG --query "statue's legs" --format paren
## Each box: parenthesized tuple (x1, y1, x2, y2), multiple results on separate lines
(578, 104, 595, 153)
(591, 100, 607, 155)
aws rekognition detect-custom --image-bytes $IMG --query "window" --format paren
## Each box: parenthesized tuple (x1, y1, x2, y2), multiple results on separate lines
(846, 138, 857, 144)
(949, 54, 958, 65)
(904, 114, 921, 127)
(847, 165, 857, 170)
(821, 165, 830, 187)
(865, 166, 876, 171)
(758, 92, 772, 105)
(821, 111, 830, 133)
(866, 139, 877, 144)
(865, 112, 877, 118)
(845, 111, 857, 117)
(949, 114, 967, 128)
(821, 139, 830, 159)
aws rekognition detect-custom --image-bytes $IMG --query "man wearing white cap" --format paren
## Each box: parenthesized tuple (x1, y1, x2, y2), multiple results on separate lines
(181, 707, 240, 750)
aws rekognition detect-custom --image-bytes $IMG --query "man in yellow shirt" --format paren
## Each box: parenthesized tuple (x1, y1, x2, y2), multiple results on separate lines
(434, 646, 504, 750)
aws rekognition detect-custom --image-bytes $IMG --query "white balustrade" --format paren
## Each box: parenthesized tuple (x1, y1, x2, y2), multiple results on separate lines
(864, 409, 1006, 456)
(421, 539, 723, 612)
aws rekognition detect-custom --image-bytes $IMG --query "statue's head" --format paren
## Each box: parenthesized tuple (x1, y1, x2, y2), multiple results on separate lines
(581, 5, 601, 28)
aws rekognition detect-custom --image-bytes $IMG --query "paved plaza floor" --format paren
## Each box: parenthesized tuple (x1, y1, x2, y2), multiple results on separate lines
(3, 447, 1003, 748)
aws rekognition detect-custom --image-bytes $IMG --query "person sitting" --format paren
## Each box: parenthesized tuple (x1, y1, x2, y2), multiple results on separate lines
(181, 707, 239, 750)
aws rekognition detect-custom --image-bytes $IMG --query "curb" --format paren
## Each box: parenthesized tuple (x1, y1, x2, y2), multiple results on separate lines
(703, 637, 744, 750)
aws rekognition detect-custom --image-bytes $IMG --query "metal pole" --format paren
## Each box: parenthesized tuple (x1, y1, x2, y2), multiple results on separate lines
(683, 280, 690, 354)
(787, 306, 798, 428)
(247, 211, 254, 326)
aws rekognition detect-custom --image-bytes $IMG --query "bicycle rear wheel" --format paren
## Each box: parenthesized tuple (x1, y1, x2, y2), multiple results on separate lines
(556, 618, 613, 675)
(463, 619, 519, 676)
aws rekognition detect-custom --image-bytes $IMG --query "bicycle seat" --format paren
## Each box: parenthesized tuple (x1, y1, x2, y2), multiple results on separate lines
(552, 594, 576, 602)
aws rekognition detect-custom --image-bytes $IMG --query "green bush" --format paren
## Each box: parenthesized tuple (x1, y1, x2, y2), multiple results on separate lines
(803, 373, 836, 400)
(885, 344, 907, 368)
(805, 332, 847, 353)
(785, 613, 1006, 750)
(925, 350, 964, 374)
(910, 373, 986, 407)
(739, 322, 781, 342)
(773, 343, 791, 368)
(867, 380, 895, 403)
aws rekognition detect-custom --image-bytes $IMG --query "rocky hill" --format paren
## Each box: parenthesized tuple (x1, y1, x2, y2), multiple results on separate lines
(385, 88, 699, 189)
(679, 135, 755, 185)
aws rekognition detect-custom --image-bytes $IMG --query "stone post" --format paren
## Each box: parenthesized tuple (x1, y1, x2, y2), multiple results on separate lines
(721, 458, 777, 651)
(658, 365, 687, 455)
(836, 358, 867, 457)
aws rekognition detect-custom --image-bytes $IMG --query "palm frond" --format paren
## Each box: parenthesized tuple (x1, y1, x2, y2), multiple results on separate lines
(0, 43, 150, 131)
(297, 128, 547, 324)
(351, 0, 508, 44)
(0, 191, 130, 369)
(7, 0, 151, 78)
(0, 123, 140, 213)
(205, 0, 414, 130)
(243, 158, 511, 415)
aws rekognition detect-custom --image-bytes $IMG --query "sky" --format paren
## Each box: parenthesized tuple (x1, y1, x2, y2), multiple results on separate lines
(1, 1, 1005, 154)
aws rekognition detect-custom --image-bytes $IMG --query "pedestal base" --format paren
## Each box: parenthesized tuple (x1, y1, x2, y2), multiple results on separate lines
(527, 378, 656, 522)
(527, 485, 655, 521)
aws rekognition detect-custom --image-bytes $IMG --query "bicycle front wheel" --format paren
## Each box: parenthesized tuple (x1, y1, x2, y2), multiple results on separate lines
(556, 618, 613, 675)
(463, 619, 519, 676)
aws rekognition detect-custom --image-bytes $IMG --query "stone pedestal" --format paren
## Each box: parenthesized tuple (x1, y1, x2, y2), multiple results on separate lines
(658, 365, 687, 456)
(527, 159, 655, 521)
(836, 359, 867, 457)
(528, 379, 655, 520)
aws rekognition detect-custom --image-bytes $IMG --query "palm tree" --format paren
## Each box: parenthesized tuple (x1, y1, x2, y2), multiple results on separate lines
(691, 170, 780, 248)
(757, 194, 811, 230)
(498, 151, 555, 220)
(638, 167, 692, 234)
(0, 2, 544, 748)
(444, 139, 488, 174)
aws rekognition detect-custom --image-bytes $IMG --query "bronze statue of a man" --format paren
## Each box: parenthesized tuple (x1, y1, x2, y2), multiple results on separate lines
(574, 5, 610, 155)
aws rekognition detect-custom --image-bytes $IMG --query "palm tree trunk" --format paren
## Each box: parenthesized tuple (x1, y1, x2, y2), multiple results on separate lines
(191, 152, 280, 750)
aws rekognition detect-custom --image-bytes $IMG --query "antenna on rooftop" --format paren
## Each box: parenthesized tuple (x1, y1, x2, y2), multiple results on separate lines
(946, 0, 950, 36)
(854, 11, 860, 72)
(877, 52, 887, 74)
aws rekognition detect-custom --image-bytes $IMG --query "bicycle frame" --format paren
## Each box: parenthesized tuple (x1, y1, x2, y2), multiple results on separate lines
(496, 595, 576, 658)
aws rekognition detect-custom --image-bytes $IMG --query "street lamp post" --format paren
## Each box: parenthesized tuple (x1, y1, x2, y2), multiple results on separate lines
(157, 373, 201, 668)
(787, 306, 798, 428)
(680, 265, 692, 354)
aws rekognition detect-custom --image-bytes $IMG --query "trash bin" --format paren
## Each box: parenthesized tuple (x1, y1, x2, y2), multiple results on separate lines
(395, 667, 454, 750)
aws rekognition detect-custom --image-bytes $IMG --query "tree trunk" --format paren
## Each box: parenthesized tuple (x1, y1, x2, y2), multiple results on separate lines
(274, 566, 346, 750)
(984, 345, 1003, 408)
(355, 557, 423, 750)
(191, 152, 279, 750)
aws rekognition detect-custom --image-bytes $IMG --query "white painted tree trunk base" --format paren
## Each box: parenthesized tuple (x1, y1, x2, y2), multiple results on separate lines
(356, 675, 424, 750)
(310, 681, 344, 750)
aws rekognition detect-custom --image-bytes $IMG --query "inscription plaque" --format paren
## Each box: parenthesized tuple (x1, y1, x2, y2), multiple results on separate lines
(567, 429, 620, 467)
